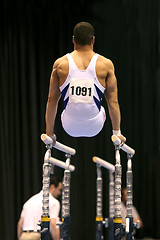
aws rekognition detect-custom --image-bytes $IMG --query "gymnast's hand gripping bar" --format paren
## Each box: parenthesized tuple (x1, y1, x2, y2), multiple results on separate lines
(111, 135, 135, 156)
(41, 134, 76, 155)
(93, 156, 115, 173)
(49, 157, 75, 172)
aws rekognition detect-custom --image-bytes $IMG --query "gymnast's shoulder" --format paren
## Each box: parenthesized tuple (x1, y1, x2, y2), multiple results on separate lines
(53, 55, 68, 66)
(96, 54, 115, 73)
(97, 54, 114, 68)
(52, 55, 69, 72)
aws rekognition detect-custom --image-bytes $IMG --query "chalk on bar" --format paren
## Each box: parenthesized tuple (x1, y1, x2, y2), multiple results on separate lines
(93, 156, 115, 172)
(49, 157, 75, 172)
(111, 135, 135, 156)
(41, 134, 53, 145)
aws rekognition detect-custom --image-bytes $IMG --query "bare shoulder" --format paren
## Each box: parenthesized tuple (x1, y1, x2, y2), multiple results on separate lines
(52, 55, 69, 84)
(53, 55, 68, 69)
(97, 55, 114, 71)
(96, 55, 115, 85)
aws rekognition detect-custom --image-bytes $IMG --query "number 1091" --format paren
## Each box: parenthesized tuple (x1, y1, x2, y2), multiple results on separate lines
(70, 86, 92, 96)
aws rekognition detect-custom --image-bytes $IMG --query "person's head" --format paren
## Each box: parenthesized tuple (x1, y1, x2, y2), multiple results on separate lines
(121, 188, 127, 204)
(49, 175, 62, 199)
(73, 22, 95, 47)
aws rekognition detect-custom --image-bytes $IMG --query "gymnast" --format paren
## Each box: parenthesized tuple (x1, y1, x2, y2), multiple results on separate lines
(45, 21, 126, 143)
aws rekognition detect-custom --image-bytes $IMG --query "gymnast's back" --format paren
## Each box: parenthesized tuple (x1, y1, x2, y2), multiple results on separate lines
(56, 50, 113, 91)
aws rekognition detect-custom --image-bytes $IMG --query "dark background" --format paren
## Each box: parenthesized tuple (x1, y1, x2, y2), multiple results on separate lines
(1, 0, 160, 239)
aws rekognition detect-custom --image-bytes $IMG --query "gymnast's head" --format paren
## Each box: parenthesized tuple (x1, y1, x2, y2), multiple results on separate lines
(73, 22, 95, 47)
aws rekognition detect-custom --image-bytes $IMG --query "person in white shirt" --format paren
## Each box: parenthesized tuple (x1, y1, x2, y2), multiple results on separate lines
(17, 175, 62, 240)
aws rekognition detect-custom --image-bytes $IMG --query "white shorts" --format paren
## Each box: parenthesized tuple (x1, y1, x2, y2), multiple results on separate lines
(61, 106, 106, 137)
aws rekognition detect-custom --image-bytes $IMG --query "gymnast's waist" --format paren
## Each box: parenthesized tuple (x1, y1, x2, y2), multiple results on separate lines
(64, 103, 100, 120)
(62, 106, 105, 121)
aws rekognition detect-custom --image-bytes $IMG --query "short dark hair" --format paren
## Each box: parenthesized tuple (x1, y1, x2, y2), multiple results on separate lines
(50, 174, 62, 187)
(121, 187, 127, 198)
(73, 22, 95, 46)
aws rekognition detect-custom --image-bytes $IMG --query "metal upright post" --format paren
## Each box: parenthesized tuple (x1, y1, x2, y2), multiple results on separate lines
(41, 144, 52, 240)
(114, 146, 122, 240)
(60, 154, 71, 240)
(109, 172, 115, 240)
(126, 155, 134, 240)
(96, 164, 103, 240)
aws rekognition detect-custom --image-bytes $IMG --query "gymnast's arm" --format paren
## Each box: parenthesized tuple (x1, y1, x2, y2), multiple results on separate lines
(104, 60, 125, 142)
(45, 61, 61, 137)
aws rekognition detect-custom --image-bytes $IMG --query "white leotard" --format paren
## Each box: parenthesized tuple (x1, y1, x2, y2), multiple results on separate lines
(59, 53, 106, 137)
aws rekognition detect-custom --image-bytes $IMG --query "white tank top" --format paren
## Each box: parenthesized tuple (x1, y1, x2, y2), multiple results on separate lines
(59, 53, 105, 120)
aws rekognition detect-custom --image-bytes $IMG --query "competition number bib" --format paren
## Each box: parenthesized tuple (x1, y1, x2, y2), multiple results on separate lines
(69, 78, 94, 104)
